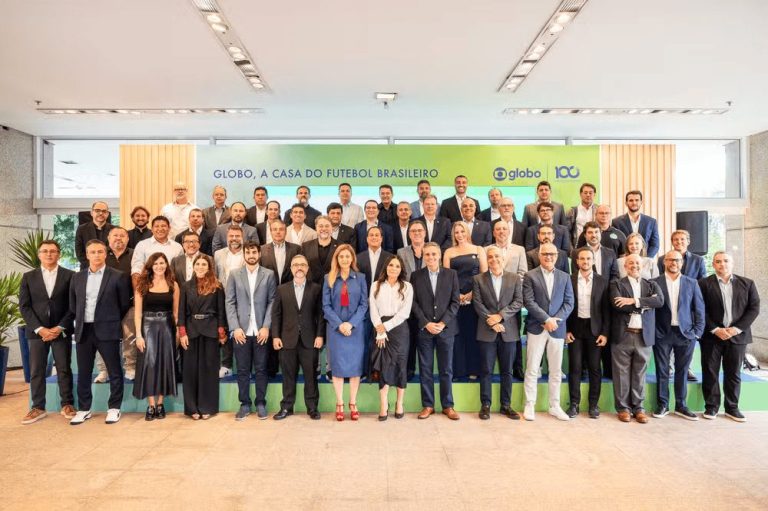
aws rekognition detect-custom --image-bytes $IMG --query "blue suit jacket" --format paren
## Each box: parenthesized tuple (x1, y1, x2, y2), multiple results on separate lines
(417, 215, 453, 251)
(522, 266, 574, 339)
(354, 221, 394, 253)
(525, 223, 572, 253)
(322, 271, 369, 332)
(611, 213, 660, 258)
(657, 251, 707, 280)
(465, 219, 493, 246)
(653, 274, 705, 342)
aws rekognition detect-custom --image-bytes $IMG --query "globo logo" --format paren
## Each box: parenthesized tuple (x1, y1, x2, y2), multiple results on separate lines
(493, 167, 542, 181)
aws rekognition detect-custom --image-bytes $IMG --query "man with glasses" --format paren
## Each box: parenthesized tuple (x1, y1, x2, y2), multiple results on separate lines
(576, 204, 627, 257)
(521, 180, 567, 229)
(75, 201, 114, 270)
(526, 225, 569, 273)
(172, 232, 202, 284)
(19, 240, 76, 424)
(175, 208, 213, 256)
(160, 181, 198, 238)
(490, 197, 525, 247)
(525, 202, 571, 253)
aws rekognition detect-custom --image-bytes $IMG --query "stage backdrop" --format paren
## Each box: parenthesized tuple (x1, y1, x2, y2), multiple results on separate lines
(195, 144, 601, 213)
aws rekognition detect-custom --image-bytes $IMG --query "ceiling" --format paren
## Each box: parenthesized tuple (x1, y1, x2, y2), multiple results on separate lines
(1, 0, 766, 139)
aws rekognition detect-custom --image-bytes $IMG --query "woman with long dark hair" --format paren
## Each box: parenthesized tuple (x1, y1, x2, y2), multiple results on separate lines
(369, 255, 413, 420)
(178, 254, 227, 420)
(133, 252, 180, 420)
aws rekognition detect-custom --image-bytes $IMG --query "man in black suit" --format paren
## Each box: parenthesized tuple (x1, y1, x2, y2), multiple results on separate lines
(576, 204, 627, 257)
(491, 197, 526, 247)
(611, 190, 660, 258)
(255, 200, 282, 244)
(525, 202, 571, 252)
(472, 246, 524, 420)
(565, 183, 598, 247)
(355, 200, 394, 253)
(411, 242, 461, 420)
(479, 188, 503, 223)
(521, 180, 567, 229)
(127, 205, 152, 249)
(566, 248, 610, 419)
(69, 239, 132, 425)
(377, 184, 397, 227)
(245, 186, 268, 227)
(174, 208, 214, 256)
(418, 195, 452, 250)
(283, 186, 321, 229)
(19, 240, 76, 425)
(440, 174, 481, 223)
(571, 221, 618, 281)
(392, 201, 412, 252)
(75, 201, 114, 269)
(357, 226, 392, 377)
(526, 225, 569, 273)
(698, 251, 760, 422)
(171, 231, 202, 284)
(271, 255, 325, 420)
(459, 198, 492, 247)
(610, 254, 664, 424)
(203, 185, 231, 230)
(327, 202, 357, 246)
(302, 215, 339, 285)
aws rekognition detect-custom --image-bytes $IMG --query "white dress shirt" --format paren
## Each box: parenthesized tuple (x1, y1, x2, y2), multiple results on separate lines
(489, 208, 501, 222)
(428, 269, 439, 295)
(541, 267, 555, 300)
(717, 275, 740, 332)
(589, 245, 602, 276)
(184, 252, 199, 281)
(399, 223, 409, 246)
(246, 265, 261, 336)
(341, 202, 364, 227)
(490, 271, 503, 301)
(131, 237, 184, 275)
(629, 214, 641, 234)
(574, 204, 594, 241)
(294, 280, 305, 308)
(273, 242, 286, 279)
(627, 276, 643, 329)
(424, 217, 435, 241)
(577, 271, 593, 319)
(369, 280, 414, 331)
(160, 201, 198, 237)
(84, 266, 105, 323)
(41, 266, 58, 297)
(665, 273, 681, 326)
(224, 250, 244, 284)
(368, 248, 382, 283)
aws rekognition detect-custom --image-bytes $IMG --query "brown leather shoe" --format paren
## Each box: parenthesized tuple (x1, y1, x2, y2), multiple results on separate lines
(442, 407, 460, 420)
(634, 410, 649, 424)
(21, 408, 47, 425)
(60, 404, 77, 420)
(417, 407, 435, 420)
(617, 410, 631, 423)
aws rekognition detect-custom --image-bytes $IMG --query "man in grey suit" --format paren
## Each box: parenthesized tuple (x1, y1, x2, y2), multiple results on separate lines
(225, 241, 277, 421)
(472, 246, 524, 420)
(521, 180, 567, 229)
(610, 254, 664, 424)
(211, 202, 260, 252)
(522, 243, 574, 421)
(202, 185, 231, 231)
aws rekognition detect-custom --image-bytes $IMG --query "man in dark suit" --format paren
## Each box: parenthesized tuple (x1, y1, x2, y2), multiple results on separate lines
(418, 195, 452, 250)
(526, 225, 569, 273)
(521, 180, 567, 229)
(203, 185, 231, 230)
(652, 250, 705, 420)
(69, 239, 131, 425)
(75, 201, 114, 269)
(566, 183, 598, 247)
(576, 204, 627, 256)
(566, 247, 610, 419)
(611, 190, 661, 258)
(491, 197, 526, 247)
(698, 251, 760, 422)
(657, 229, 707, 280)
(479, 188, 503, 223)
(610, 254, 664, 423)
(271, 254, 325, 421)
(522, 243, 574, 421)
(327, 202, 357, 246)
(19, 240, 76, 425)
(174, 208, 214, 256)
(571, 221, 618, 280)
(302, 216, 339, 285)
(525, 202, 571, 252)
(282, 186, 321, 229)
(260, 220, 302, 286)
(245, 186, 268, 227)
(411, 242, 461, 420)
(255, 200, 282, 244)
(127, 206, 152, 249)
(211, 202, 260, 252)
(355, 200, 394, 253)
(356, 226, 393, 292)
(392, 201, 412, 252)
(172, 231, 202, 284)
(440, 175, 481, 223)
(472, 246, 524, 420)
(459, 198, 492, 247)
(377, 184, 397, 227)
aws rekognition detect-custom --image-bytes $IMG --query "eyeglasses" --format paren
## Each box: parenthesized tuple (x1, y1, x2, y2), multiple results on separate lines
(540, 253, 558, 257)
(92, 208, 108, 214)
(291, 262, 308, 267)
(183, 240, 200, 244)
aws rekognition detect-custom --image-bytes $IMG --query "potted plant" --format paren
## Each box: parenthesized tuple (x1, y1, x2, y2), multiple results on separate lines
(9, 229, 46, 383)
(0, 272, 23, 396)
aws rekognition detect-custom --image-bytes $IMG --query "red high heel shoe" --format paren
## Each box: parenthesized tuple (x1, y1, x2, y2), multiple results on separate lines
(349, 403, 360, 421)
(335, 404, 344, 422)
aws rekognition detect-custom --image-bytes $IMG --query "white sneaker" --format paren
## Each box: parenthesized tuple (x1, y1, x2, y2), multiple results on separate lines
(549, 406, 570, 421)
(219, 366, 232, 378)
(93, 371, 108, 383)
(523, 402, 535, 421)
(105, 408, 121, 424)
(70, 410, 92, 425)
(124, 369, 135, 380)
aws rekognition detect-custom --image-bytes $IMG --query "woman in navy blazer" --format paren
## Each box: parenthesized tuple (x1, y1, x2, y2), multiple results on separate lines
(322, 244, 369, 421)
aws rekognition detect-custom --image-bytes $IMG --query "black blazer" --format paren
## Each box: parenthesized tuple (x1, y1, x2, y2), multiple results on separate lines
(271, 280, 326, 349)
(417, 215, 453, 250)
(75, 222, 114, 268)
(410, 267, 460, 337)
(355, 221, 394, 253)
(283, 205, 322, 230)
(440, 196, 481, 223)
(177, 279, 227, 339)
(392, 223, 410, 252)
(464, 219, 493, 247)
(610, 277, 664, 346)
(69, 265, 131, 341)
(479, 208, 494, 222)
(570, 246, 619, 281)
(302, 239, 339, 285)
(171, 253, 194, 284)
(357, 249, 393, 292)
(576, 227, 627, 257)
(525, 223, 572, 253)
(526, 248, 570, 274)
(698, 274, 760, 345)
(19, 267, 75, 340)
(245, 205, 266, 227)
(566, 272, 611, 338)
(335, 224, 357, 247)
(490, 218, 526, 247)
(174, 228, 214, 256)
(260, 242, 302, 285)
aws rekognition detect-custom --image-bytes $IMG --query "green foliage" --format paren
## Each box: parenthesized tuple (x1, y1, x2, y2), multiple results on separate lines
(9, 230, 46, 270)
(0, 273, 23, 346)
(53, 214, 78, 270)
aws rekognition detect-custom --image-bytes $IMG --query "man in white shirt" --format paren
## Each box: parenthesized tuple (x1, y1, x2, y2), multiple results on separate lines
(286, 204, 318, 245)
(566, 183, 598, 246)
(160, 181, 198, 237)
(338, 182, 364, 227)
(440, 175, 481, 223)
(131, 216, 183, 288)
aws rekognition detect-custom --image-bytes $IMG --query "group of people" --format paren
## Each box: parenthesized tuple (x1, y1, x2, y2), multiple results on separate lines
(18, 176, 760, 426)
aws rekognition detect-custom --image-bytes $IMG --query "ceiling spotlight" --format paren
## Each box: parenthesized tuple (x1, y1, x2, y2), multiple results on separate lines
(580, 109, 592, 114)
(207, 14, 223, 23)
(225, 109, 238, 113)
(177, 109, 190, 114)
(252, 82, 265, 89)
(556, 13, 573, 24)
(640, 109, 652, 114)
(533, 44, 546, 53)
(232, 53, 246, 60)
(656, 110, 668, 114)
(527, 52, 541, 60)
(690, 109, 702, 114)
(702, 109, 715, 114)
(531, 109, 542, 114)
(65, 109, 78, 114)
(627, 109, 639, 114)
(506, 82, 518, 89)
(518, 109, 529, 114)
(240, 109, 250, 113)
(210, 23, 228, 33)
(164, 109, 176, 114)
(248, 77, 262, 84)
(52, 110, 64, 114)
(227, 46, 242, 53)
(549, 23, 564, 33)
(519, 62, 534, 71)
(375, 92, 397, 101)
(593, 109, 605, 114)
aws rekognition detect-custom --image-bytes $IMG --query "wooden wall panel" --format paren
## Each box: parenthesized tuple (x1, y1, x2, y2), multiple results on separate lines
(119, 145, 195, 229)
(600, 144, 676, 256)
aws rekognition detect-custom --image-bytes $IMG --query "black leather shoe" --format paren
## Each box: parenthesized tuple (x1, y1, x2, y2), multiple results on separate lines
(394, 411, 405, 419)
(687, 369, 698, 382)
(479, 405, 491, 420)
(155, 404, 166, 419)
(702, 407, 717, 420)
(725, 409, 746, 422)
(145, 406, 155, 421)
(566, 404, 579, 418)
(588, 405, 600, 419)
(273, 409, 293, 420)
(652, 405, 669, 418)
(674, 407, 699, 421)
(308, 410, 321, 420)
(500, 406, 521, 420)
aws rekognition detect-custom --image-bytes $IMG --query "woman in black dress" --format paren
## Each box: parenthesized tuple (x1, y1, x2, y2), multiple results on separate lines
(134, 252, 180, 420)
(178, 254, 227, 420)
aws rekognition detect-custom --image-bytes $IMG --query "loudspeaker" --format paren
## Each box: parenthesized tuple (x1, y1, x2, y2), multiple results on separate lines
(676, 211, 708, 256)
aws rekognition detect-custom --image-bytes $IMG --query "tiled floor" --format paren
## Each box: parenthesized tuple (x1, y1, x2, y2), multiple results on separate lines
(1, 368, 767, 510)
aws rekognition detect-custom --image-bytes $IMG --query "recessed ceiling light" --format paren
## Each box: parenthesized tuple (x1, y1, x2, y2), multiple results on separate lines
(502, 107, 728, 116)
(627, 109, 639, 114)
(593, 109, 605, 114)
(518, 109, 529, 114)
(207, 14, 222, 23)
(129, 111, 141, 115)
(240, 109, 250, 113)
(375, 92, 397, 101)
(65, 109, 78, 114)
(210, 23, 228, 33)
(549, 23, 564, 33)
(227, 46, 241, 53)
(556, 13, 572, 24)
(527, 52, 541, 60)
(225, 109, 238, 113)
(702, 109, 714, 114)
(53, 110, 64, 114)
(252, 83, 265, 89)
(232, 53, 246, 60)
(690, 109, 702, 114)
(533, 44, 546, 53)
(164, 109, 176, 114)
(531, 109, 542, 114)
(580, 109, 592, 114)
(248, 77, 261, 84)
